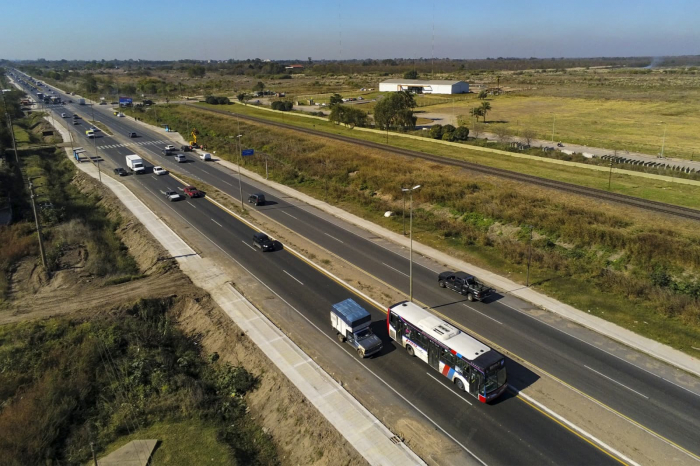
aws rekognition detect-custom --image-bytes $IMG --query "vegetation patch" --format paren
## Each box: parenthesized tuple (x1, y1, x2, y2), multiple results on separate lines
(0, 298, 277, 465)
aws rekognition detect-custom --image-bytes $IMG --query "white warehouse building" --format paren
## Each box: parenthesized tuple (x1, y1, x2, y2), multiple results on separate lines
(379, 79, 469, 95)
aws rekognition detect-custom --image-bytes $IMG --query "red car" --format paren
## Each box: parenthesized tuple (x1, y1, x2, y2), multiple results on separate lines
(183, 186, 202, 198)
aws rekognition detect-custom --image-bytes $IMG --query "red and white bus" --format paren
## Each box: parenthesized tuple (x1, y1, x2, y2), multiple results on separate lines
(387, 301, 507, 403)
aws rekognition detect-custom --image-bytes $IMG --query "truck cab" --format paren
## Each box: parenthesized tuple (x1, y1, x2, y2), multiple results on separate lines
(331, 299, 383, 358)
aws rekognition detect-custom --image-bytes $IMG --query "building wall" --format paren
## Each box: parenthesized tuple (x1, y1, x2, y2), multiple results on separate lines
(379, 81, 470, 95)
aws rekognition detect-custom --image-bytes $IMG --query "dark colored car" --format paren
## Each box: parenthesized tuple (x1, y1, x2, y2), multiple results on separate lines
(253, 232, 274, 252)
(248, 193, 266, 206)
(72, 114, 79, 119)
(438, 271, 492, 302)
(183, 186, 202, 198)
(162, 148, 176, 156)
(113, 167, 128, 176)
(127, 132, 137, 138)
(180, 145, 192, 152)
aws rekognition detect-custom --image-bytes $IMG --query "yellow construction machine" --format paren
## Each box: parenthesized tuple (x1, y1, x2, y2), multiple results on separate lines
(189, 128, 200, 148)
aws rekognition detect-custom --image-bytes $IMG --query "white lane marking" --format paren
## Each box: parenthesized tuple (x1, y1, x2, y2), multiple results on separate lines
(382, 262, 408, 277)
(211, 218, 223, 227)
(241, 240, 256, 251)
(425, 373, 472, 406)
(514, 388, 641, 466)
(584, 366, 649, 399)
(283, 270, 304, 286)
(499, 300, 700, 397)
(187, 202, 197, 209)
(462, 303, 503, 325)
(281, 210, 299, 220)
(324, 232, 344, 243)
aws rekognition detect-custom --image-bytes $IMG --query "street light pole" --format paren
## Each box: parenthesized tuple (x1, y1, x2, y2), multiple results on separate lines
(402, 185, 421, 302)
(237, 134, 243, 210)
(526, 225, 533, 287)
(608, 162, 613, 191)
(660, 124, 667, 158)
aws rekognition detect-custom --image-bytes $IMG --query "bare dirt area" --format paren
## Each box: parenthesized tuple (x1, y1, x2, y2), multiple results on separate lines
(1, 165, 367, 465)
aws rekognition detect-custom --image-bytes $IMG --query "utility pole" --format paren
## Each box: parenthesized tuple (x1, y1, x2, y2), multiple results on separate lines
(28, 180, 48, 272)
(526, 225, 533, 287)
(402, 185, 421, 302)
(608, 162, 613, 191)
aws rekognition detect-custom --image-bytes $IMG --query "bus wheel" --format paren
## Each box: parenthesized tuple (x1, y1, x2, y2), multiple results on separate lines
(467, 293, 474, 302)
(337, 333, 345, 343)
(406, 345, 414, 357)
(455, 378, 465, 391)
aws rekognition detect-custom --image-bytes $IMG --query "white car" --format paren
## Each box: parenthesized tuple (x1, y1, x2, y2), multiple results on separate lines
(118, 112, 125, 117)
(61, 113, 67, 118)
(174, 154, 186, 163)
(200, 152, 211, 161)
(153, 166, 168, 176)
(164, 145, 175, 151)
(162, 189, 181, 201)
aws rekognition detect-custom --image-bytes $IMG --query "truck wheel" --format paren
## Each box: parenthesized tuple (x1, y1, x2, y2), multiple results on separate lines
(357, 348, 365, 358)
(467, 293, 474, 302)
(439, 280, 446, 288)
(337, 333, 345, 343)
(406, 345, 414, 357)
(455, 378, 465, 391)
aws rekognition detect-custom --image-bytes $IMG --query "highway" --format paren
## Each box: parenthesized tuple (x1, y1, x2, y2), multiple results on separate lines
(13, 73, 700, 463)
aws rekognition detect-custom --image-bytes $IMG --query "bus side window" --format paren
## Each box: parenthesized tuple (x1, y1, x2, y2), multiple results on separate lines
(440, 347, 455, 367)
(390, 312, 400, 329)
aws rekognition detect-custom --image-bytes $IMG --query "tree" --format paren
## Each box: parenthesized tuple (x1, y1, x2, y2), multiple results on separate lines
(469, 107, 484, 121)
(187, 65, 206, 78)
(252, 81, 265, 92)
(84, 74, 98, 93)
(373, 91, 416, 130)
(329, 105, 367, 129)
(521, 128, 537, 146)
(329, 93, 343, 106)
(471, 122, 485, 139)
(478, 90, 488, 100)
(403, 70, 419, 79)
(237, 93, 250, 105)
(493, 125, 512, 144)
(429, 124, 443, 139)
(271, 100, 293, 111)
(479, 101, 492, 122)
(454, 126, 470, 141)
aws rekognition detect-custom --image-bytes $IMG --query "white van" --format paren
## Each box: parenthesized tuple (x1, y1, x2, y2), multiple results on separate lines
(200, 152, 212, 161)
(174, 154, 186, 163)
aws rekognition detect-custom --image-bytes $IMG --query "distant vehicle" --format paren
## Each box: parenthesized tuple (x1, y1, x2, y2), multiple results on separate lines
(200, 152, 211, 161)
(78, 98, 85, 105)
(68, 100, 73, 103)
(331, 299, 383, 358)
(174, 154, 186, 163)
(72, 114, 80, 119)
(162, 148, 175, 156)
(253, 232, 275, 252)
(72, 120, 80, 125)
(248, 193, 266, 206)
(164, 145, 175, 151)
(113, 167, 128, 176)
(183, 186, 202, 198)
(118, 112, 125, 117)
(180, 145, 192, 152)
(99, 101, 107, 105)
(153, 166, 168, 176)
(89, 126, 100, 132)
(85, 130, 95, 138)
(125, 154, 145, 174)
(163, 189, 182, 202)
(127, 132, 137, 138)
(61, 113, 67, 118)
(438, 271, 492, 302)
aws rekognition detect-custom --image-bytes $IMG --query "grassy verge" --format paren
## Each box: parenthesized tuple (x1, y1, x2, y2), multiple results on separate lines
(136, 104, 700, 355)
(0, 299, 277, 465)
(193, 102, 700, 209)
(87, 120, 113, 136)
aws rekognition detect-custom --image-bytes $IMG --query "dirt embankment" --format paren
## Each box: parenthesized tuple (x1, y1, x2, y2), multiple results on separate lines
(3, 169, 366, 465)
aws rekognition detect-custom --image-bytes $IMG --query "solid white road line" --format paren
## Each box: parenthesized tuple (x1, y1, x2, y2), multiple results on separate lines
(514, 388, 641, 466)
(425, 373, 472, 406)
(584, 366, 649, 399)
(462, 303, 503, 325)
(382, 262, 409, 277)
(211, 218, 223, 227)
(283, 270, 304, 285)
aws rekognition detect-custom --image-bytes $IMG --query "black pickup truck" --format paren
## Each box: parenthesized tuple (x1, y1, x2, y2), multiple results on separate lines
(438, 271, 492, 302)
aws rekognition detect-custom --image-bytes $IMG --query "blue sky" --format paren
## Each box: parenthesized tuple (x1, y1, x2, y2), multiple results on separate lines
(2, 0, 698, 60)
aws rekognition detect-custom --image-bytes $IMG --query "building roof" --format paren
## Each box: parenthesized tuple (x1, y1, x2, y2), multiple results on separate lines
(380, 79, 466, 86)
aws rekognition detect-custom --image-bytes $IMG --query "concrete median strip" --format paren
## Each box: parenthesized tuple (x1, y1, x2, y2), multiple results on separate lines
(51, 121, 425, 466)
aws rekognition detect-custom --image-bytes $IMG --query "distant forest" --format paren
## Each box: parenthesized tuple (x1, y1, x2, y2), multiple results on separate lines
(4, 55, 700, 77)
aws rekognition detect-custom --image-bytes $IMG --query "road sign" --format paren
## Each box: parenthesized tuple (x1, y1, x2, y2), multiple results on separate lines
(118, 96, 132, 105)
(242, 149, 255, 157)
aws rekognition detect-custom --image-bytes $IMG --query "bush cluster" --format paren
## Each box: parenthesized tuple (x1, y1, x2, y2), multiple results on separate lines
(271, 100, 293, 111)
(205, 95, 230, 105)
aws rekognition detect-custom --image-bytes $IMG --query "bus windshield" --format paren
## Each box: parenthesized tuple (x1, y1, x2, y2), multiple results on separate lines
(484, 367, 507, 394)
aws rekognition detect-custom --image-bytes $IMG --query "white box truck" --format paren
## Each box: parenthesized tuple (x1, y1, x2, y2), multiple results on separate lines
(331, 299, 383, 358)
(125, 154, 145, 174)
